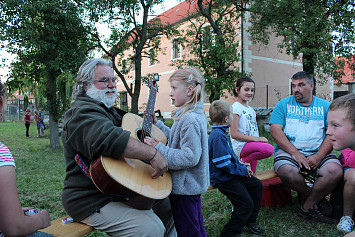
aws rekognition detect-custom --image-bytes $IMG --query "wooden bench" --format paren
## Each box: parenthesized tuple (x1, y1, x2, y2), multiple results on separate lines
(208, 169, 277, 190)
(40, 216, 94, 237)
(41, 170, 277, 237)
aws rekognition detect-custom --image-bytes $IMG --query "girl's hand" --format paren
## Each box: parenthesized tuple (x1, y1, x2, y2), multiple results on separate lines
(143, 110, 158, 124)
(257, 137, 268, 143)
(144, 136, 159, 147)
(247, 166, 253, 178)
(22, 207, 34, 214)
(37, 210, 51, 229)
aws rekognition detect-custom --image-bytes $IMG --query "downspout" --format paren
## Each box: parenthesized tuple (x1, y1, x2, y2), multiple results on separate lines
(241, 11, 244, 73)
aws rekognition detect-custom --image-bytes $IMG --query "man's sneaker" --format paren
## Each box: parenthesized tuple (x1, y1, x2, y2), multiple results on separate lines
(318, 198, 332, 217)
(298, 205, 335, 224)
(337, 216, 354, 233)
(246, 223, 261, 235)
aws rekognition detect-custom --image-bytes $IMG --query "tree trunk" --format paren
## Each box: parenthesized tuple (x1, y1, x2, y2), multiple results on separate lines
(131, 54, 142, 115)
(302, 51, 316, 95)
(46, 70, 61, 151)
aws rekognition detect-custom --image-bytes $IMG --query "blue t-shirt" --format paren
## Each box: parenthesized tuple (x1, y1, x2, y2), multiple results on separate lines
(269, 95, 330, 157)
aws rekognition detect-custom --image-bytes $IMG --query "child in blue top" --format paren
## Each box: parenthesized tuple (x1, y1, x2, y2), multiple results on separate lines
(209, 100, 263, 237)
(144, 68, 209, 237)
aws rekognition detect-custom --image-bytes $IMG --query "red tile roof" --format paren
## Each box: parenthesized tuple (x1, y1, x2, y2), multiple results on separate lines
(156, 0, 199, 25)
(335, 57, 355, 84)
(8, 90, 34, 100)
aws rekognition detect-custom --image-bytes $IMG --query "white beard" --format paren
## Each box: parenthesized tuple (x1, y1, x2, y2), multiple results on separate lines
(86, 84, 117, 108)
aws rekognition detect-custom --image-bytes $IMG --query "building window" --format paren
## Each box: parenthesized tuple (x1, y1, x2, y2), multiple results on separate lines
(149, 48, 157, 66)
(130, 60, 135, 72)
(172, 38, 181, 59)
(121, 59, 128, 74)
(202, 25, 215, 51)
(119, 91, 128, 110)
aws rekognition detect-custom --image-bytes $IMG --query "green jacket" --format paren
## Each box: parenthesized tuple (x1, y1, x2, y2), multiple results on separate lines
(61, 96, 130, 221)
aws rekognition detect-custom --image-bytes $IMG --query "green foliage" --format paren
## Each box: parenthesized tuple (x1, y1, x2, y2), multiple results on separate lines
(163, 118, 174, 127)
(1, 0, 90, 117)
(172, 0, 245, 102)
(1, 0, 92, 150)
(249, 0, 355, 85)
(84, 0, 177, 114)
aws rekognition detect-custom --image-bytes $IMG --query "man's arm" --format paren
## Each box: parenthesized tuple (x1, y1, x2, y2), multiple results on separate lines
(270, 124, 310, 170)
(123, 137, 168, 178)
(307, 135, 333, 169)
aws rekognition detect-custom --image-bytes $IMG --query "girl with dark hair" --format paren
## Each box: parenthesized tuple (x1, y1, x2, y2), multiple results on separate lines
(230, 76, 274, 173)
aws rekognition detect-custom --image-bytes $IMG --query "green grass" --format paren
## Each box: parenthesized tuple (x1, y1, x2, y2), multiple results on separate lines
(0, 121, 342, 236)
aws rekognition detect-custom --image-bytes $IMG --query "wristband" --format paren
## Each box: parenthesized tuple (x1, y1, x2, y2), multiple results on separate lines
(148, 148, 157, 161)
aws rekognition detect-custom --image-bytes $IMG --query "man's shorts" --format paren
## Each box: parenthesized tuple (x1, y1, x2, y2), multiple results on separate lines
(274, 149, 341, 179)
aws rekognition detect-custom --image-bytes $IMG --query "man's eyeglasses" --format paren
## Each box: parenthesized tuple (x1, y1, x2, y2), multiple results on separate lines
(94, 77, 117, 84)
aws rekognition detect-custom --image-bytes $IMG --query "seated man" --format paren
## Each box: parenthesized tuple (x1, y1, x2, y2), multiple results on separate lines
(61, 58, 176, 237)
(270, 71, 342, 224)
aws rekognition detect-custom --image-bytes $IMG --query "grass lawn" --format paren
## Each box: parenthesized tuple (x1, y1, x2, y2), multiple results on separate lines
(0, 121, 342, 236)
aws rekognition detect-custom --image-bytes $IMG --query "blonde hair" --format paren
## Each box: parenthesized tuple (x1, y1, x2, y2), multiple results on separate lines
(209, 100, 232, 125)
(329, 93, 355, 129)
(169, 68, 205, 120)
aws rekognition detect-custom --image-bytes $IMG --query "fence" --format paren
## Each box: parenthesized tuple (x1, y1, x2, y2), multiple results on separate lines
(4, 99, 37, 121)
(5, 99, 23, 121)
(250, 85, 290, 109)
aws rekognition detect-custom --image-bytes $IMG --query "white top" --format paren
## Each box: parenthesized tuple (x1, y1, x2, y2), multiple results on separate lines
(230, 101, 259, 157)
(0, 142, 15, 168)
(0, 142, 15, 237)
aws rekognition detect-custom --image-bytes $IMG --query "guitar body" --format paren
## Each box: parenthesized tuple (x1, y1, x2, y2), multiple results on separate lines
(90, 113, 171, 210)
(122, 113, 167, 145)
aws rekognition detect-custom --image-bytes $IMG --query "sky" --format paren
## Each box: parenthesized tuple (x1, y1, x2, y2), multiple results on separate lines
(0, 0, 182, 82)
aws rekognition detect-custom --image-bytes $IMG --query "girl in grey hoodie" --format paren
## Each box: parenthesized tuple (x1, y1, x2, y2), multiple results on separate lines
(144, 68, 209, 237)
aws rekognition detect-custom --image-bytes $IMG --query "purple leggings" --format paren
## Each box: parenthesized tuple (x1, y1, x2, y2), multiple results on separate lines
(169, 194, 207, 237)
(240, 142, 274, 173)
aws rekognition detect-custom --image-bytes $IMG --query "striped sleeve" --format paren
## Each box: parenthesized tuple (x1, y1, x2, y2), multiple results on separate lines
(210, 133, 248, 176)
(0, 142, 15, 168)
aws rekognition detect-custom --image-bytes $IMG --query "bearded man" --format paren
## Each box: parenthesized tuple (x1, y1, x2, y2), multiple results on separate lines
(269, 71, 342, 224)
(61, 58, 176, 237)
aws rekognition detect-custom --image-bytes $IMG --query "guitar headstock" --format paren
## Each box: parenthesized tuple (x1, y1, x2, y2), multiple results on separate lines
(146, 74, 159, 90)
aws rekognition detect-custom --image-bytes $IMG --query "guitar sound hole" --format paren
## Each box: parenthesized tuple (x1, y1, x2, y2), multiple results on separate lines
(136, 129, 151, 142)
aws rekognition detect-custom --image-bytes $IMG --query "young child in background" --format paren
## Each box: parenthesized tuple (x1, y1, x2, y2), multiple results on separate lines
(0, 82, 53, 237)
(209, 100, 263, 236)
(24, 108, 31, 137)
(326, 93, 355, 234)
(144, 68, 209, 237)
(38, 108, 46, 131)
(34, 110, 44, 137)
(230, 76, 274, 173)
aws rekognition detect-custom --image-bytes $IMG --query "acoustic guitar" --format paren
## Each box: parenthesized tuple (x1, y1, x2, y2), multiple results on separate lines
(90, 75, 172, 210)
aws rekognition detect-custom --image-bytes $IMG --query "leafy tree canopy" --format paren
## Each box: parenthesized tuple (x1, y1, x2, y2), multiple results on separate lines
(1, 0, 92, 150)
(83, 0, 177, 114)
(173, 0, 246, 102)
(249, 0, 355, 85)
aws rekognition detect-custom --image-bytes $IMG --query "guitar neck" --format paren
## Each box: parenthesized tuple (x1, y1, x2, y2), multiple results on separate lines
(142, 86, 157, 134)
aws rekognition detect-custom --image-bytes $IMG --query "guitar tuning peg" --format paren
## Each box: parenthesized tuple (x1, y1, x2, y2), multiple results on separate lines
(153, 74, 159, 82)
